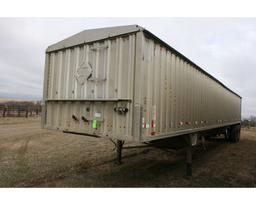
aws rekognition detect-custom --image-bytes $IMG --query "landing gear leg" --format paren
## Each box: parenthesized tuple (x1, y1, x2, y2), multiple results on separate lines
(116, 140, 124, 164)
(186, 144, 192, 177)
(184, 135, 195, 177)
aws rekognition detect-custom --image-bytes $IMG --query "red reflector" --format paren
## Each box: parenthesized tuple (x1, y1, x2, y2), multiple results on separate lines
(151, 120, 156, 128)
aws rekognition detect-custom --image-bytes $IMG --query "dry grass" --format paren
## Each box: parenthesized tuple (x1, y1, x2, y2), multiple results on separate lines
(0, 98, 24, 103)
(0, 117, 39, 125)
(0, 117, 256, 187)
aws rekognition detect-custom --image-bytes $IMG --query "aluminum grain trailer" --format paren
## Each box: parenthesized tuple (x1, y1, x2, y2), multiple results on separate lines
(42, 25, 241, 176)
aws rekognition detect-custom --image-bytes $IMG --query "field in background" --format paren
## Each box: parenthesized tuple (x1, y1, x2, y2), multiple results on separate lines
(0, 117, 256, 187)
(0, 98, 25, 103)
(0, 99, 41, 118)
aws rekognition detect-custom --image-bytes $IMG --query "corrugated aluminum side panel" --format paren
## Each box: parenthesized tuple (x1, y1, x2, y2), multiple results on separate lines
(139, 34, 241, 141)
(43, 34, 136, 141)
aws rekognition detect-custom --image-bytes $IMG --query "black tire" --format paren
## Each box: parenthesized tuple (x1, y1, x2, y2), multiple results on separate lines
(230, 126, 236, 143)
(225, 128, 230, 142)
(236, 125, 241, 142)
(229, 125, 241, 143)
(227, 127, 233, 143)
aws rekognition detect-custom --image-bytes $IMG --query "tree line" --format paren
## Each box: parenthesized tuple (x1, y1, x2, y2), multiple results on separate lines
(242, 116, 256, 127)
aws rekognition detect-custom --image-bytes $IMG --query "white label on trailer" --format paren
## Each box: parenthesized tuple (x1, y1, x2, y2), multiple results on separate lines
(94, 112, 101, 118)
(142, 117, 145, 128)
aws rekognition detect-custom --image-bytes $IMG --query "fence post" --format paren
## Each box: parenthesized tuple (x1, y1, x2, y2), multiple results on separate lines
(3, 107, 6, 117)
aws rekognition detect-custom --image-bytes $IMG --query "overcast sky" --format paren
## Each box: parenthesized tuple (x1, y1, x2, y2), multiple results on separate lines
(0, 18, 255, 118)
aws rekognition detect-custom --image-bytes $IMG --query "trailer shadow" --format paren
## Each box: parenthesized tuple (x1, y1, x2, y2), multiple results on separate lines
(71, 137, 251, 187)
(7, 135, 256, 187)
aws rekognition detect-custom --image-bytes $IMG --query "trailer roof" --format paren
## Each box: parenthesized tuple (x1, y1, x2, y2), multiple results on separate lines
(46, 25, 143, 52)
(46, 25, 241, 98)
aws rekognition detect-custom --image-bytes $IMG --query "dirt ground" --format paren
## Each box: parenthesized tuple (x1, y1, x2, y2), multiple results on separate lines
(0, 117, 256, 187)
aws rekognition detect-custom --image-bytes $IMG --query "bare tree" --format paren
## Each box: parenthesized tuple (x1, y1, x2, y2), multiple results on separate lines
(242, 115, 256, 128)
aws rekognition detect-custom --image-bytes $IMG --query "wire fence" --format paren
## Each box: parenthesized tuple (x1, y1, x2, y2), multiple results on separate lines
(0, 101, 42, 118)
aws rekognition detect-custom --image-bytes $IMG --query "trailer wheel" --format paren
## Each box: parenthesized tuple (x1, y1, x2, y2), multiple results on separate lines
(225, 129, 230, 142)
(235, 125, 241, 142)
(230, 126, 235, 143)
(229, 125, 241, 143)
